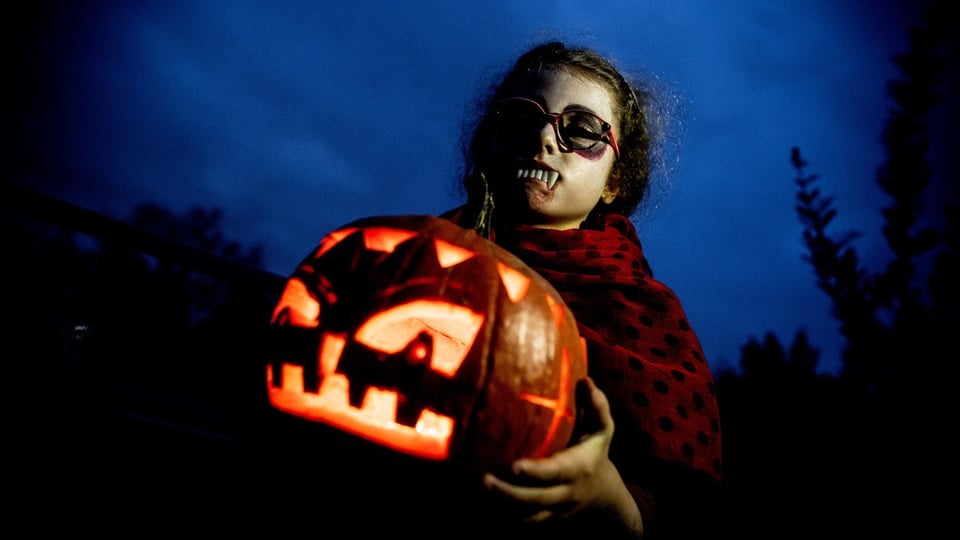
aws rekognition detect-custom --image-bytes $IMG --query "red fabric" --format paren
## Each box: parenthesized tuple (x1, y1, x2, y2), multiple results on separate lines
(444, 209, 722, 483)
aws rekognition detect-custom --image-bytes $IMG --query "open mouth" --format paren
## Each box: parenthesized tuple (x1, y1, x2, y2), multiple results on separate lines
(516, 168, 559, 189)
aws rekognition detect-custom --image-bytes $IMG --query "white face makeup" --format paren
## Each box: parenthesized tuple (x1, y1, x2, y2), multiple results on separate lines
(489, 68, 618, 230)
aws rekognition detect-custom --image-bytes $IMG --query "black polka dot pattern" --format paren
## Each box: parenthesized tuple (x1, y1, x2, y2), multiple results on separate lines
(493, 212, 723, 483)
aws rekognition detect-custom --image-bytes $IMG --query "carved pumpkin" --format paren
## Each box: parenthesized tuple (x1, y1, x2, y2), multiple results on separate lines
(265, 215, 587, 476)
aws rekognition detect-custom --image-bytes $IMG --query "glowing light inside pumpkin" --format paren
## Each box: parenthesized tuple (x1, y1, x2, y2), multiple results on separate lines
(407, 339, 430, 362)
(363, 227, 418, 252)
(355, 300, 484, 377)
(518, 347, 575, 458)
(319, 333, 347, 375)
(314, 227, 358, 258)
(268, 363, 454, 459)
(496, 261, 531, 302)
(268, 300, 484, 459)
(271, 278, 319, 327)
(433, 238, 476, 268)
(545, 294, 565, 327)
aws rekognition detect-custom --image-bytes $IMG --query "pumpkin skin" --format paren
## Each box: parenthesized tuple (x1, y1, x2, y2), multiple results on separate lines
(266, 215, 587, 477)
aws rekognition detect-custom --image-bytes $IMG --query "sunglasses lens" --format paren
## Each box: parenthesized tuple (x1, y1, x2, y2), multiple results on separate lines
(496, 99, 607, 151)
(558, 112, 605, 150)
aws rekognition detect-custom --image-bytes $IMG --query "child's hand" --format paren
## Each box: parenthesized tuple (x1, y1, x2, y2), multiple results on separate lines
(482, 377, 619, 522)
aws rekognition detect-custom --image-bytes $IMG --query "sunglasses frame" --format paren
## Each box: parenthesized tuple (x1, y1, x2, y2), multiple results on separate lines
(495, 97, 621, 159)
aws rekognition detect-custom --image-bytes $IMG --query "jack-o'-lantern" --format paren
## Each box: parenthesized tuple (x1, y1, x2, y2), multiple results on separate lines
(266, 215, 587, 477)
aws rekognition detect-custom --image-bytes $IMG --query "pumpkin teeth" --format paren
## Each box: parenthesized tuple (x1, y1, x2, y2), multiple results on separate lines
(516, 168, 559, 189)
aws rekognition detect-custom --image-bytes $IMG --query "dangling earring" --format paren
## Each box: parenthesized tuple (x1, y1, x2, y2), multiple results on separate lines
(467, 171, 495, 238)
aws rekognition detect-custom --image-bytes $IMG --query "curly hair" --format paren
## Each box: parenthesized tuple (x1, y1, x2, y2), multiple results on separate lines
(456, 40, 676, 232)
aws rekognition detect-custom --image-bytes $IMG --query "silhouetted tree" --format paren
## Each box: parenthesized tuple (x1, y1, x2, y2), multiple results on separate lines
(777, 1, 954, 536)
(717, 2, 957, 536)
(792, 0, 957, 399)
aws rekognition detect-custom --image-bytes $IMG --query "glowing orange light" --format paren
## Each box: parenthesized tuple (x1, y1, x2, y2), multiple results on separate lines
(315, 227, 358, 258)
(434, 238, 476, 268)
(271, 278, 320, 327)
(355, 300, 484, 378)
(517, 347, 574, 458)
(268, 363, 455, 459)
(268, 300, 484, 459)
(363, 227, 418, 253)
(497, 261, 531, 302)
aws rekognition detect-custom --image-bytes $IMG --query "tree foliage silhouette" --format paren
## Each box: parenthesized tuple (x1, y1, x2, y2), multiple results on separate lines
(717, 1, 957, 536)
(792, 0, 957, 397)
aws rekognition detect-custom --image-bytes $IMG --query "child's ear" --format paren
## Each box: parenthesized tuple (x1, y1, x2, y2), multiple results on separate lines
(601, 184, 618, 204)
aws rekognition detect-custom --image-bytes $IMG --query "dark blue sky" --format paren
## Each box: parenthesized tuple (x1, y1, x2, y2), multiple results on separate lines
(12, 0, 951, 375)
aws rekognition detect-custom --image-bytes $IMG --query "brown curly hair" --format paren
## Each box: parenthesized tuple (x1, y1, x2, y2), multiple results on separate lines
(457, 40, 670, 232)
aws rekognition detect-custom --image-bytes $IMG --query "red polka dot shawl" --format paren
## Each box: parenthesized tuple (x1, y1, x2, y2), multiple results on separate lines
(446, 209, 723, 484)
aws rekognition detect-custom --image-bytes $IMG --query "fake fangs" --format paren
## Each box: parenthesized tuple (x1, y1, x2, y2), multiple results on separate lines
(516, 168, 559, 189)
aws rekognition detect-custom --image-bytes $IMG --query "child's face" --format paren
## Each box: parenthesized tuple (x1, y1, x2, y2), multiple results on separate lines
(488, 68, 618, 230)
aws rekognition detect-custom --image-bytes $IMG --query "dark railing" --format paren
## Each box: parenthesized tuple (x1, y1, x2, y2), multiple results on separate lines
(5, 181, 297, 468)
(2, 182, 287, 295)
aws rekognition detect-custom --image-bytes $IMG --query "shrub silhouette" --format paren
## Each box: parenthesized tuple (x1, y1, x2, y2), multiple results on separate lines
(717, 1, 957, 535)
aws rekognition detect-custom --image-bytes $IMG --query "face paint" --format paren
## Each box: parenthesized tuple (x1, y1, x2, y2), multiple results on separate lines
(574, 144, 608, 161)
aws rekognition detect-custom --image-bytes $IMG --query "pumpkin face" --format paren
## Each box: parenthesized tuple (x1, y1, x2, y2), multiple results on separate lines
(266, 215, 586, 475)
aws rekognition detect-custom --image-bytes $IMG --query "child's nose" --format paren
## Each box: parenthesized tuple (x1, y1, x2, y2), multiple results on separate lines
(537, 120, 558, 154)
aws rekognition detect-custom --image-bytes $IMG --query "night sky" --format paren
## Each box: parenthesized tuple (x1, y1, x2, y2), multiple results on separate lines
(9, 0, 953, 375)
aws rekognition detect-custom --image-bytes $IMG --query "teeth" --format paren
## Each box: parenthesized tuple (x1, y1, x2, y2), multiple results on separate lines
(516, 168, 559, 189)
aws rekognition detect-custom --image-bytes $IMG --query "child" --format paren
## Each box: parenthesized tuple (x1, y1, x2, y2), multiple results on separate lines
(442, 40, 723, 539)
